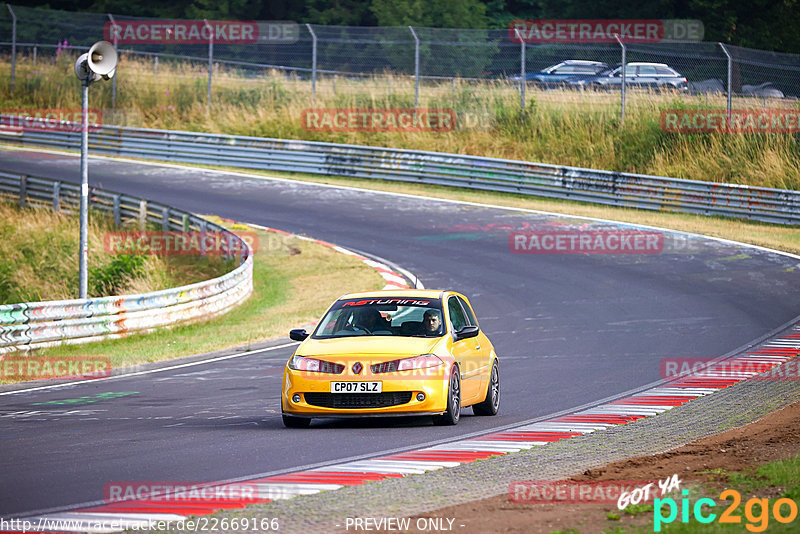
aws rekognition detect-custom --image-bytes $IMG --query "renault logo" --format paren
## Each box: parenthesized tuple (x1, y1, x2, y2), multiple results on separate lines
(352, 362, 363, 374)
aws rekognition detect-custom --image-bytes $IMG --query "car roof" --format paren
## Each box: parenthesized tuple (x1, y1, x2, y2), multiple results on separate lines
(337, 289, 450, 300)
(560, 60, 606, 65)
(626, 62, 670, 67)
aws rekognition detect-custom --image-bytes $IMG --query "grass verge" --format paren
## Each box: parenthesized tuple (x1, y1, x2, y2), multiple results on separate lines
(0, 201, 233, 303)
(2, 220, 385, 384)
(605, 454, 800, 533)
(1, 54, 798, 189)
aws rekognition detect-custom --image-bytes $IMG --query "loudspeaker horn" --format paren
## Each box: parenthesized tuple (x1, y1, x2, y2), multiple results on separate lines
(74, 40, 117, 83)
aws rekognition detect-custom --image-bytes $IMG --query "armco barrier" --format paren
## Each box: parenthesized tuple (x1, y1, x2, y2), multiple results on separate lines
(0, 171, 253, 353)
(1, 116, 799, 225)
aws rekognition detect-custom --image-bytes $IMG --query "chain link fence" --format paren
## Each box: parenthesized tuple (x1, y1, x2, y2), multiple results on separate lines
(0, 5, 798, 119)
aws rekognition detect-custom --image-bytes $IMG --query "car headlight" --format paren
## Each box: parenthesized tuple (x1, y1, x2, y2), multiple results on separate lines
(288, 355, 344, 374)
(371, 354, 444, 374)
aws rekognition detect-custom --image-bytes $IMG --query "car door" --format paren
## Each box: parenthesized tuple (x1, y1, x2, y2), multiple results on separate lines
(604, 67, 624, 87)
(549, 65, 576, 83)
(456, 295, 493, 396)
(656, 65, 680, 88)
(446, 295, 483, 402)
(636, 65, 658, 87)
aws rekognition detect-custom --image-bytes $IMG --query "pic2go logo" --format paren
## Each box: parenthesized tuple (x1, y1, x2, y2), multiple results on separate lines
(654, 489, 799, 532)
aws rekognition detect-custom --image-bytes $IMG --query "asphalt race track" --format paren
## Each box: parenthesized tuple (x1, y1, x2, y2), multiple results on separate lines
(2, 148, 799, 518)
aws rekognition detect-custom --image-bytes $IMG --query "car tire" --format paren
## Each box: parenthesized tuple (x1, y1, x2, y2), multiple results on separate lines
(473, 360, 500, 416)
(433, 365, 461, 426)
(282, 414, 311, 428)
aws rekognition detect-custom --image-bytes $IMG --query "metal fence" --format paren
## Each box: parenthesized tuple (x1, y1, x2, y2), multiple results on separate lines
(1, 5, 799, 117)
(1, 116, 798, 225)
(0, 170, 254, 353)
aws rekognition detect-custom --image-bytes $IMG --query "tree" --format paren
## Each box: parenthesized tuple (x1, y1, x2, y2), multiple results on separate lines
(371, 0, 488, 28)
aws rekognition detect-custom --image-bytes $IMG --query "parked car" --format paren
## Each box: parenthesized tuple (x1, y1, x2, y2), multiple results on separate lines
(571, 62, 688, 91)
(743, 82, 785, 98)
(509, 60, 609, 86)
(689, 78, 725, 94)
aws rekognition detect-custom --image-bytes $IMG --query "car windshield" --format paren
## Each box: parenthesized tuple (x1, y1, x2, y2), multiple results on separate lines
(312, 297, 445, 339)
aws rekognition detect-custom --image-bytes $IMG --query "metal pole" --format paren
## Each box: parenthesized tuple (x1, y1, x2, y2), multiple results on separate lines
(7, 4, 16, 92)
(306, 24, 317, 104)
(409, 26, 419, 108)
(79, 78, 90, 299)
(615, 33, 626, 125)
(515, 28, 525, 112)
(719, 43, 732, 130)
(204, 19, 213, 110)
(107, 14, 118, 109)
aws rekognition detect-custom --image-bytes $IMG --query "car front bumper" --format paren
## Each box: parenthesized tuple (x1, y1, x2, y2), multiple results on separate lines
(281, 367, 450, 417)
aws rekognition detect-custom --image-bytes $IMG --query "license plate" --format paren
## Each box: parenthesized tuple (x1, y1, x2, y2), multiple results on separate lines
(331, 381, 382, 393)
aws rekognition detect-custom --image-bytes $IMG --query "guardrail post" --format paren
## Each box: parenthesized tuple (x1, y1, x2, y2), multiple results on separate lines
(224, 231, 233, 261)
(53, 181, 60, 211)
(306, 23, 317, 104)
(18, 174, 27, 208)
(182, 213, 189, 231)
(200, 220, 208, 255)
(7, 4, 16, 92)
(409, 26, 420, 108)
(719, 43, 733, 129)
(33, 45, 37, 66)
(515, 28, 525, 112)
(138, 199, 147, 230)
(161, 207, 169, 231)
(614, 33, 626, 125)
(113, 194, 121, 225)
(107, 14, 119, 109)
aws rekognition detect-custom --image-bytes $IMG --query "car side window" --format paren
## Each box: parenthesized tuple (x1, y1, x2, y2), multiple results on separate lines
(638, 66, 657, 76)
(656, 66, 675, 76)
(457, 296, 478, 327)
(448, 297, 468, 333)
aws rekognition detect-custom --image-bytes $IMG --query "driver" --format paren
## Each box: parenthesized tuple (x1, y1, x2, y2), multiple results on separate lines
(422, 309, 443, 336)
(353, 307, 389, 333)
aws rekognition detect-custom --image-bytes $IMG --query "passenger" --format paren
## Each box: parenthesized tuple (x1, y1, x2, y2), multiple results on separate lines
(422, 309, 443, 336)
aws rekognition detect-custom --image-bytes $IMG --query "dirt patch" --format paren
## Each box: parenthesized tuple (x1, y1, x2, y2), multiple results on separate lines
(403, 399, 800, 534)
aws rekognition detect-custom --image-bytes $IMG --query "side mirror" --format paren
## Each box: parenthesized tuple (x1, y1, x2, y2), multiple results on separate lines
(454, 325, 479, 341)
(289, 329, 308, 342)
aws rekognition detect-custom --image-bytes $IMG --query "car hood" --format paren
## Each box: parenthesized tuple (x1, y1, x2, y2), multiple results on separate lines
(296, 336, 443, 359)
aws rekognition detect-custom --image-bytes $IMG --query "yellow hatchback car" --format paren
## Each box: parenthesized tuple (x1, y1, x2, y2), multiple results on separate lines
(281, 290, 500, 428)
